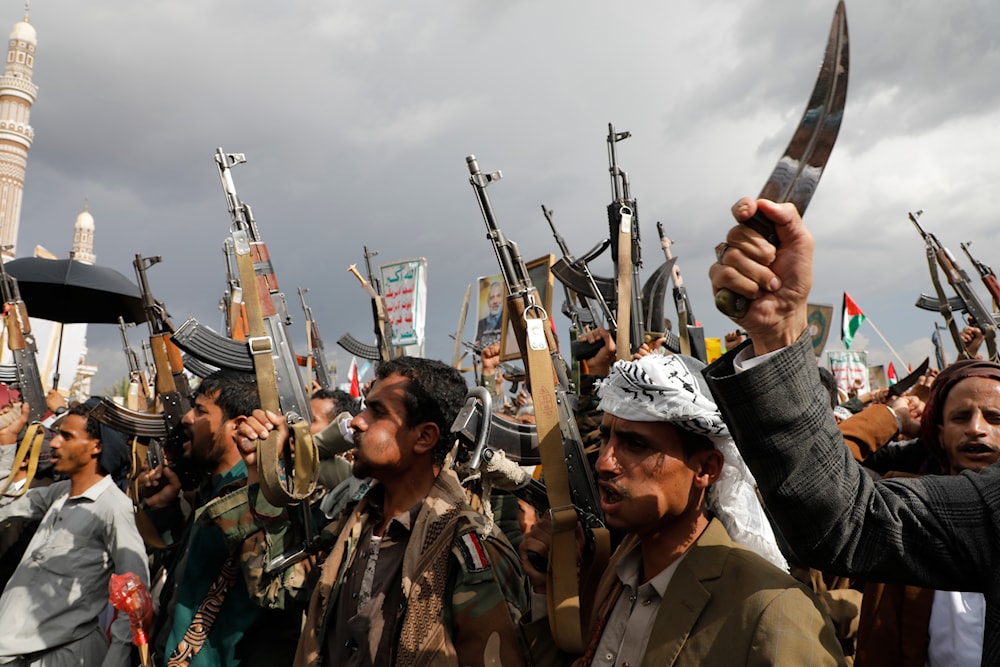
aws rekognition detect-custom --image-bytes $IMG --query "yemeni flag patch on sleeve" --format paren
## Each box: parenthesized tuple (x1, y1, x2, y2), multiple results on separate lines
(457, 532, 491, 573)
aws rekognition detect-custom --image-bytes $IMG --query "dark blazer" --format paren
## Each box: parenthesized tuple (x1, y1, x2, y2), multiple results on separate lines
(703, 332, 1000, 666)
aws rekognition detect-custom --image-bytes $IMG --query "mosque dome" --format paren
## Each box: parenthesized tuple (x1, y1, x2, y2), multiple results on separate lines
(9, 21, 35, 45)
(75, 208, 94, 230)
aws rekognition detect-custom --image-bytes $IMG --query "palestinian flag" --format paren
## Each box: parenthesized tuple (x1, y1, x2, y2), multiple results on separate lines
(887, 362, 897, 386)
(841, 292, 866, 349)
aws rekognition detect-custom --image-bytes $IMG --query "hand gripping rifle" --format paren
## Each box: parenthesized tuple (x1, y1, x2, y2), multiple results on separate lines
(297, 287, 333, 390)
(338, 246, 393, 362)
(464, 155, 609, 653)
(0, 255, 47, 498)
(960, 241, 1000, 311)
(172, 149, 318, 506)
(910, 211, 998, 362)
(606, 123, 644, 358)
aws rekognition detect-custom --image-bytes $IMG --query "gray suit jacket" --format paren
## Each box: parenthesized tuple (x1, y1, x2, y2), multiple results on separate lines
(703, 332, 1000, 666)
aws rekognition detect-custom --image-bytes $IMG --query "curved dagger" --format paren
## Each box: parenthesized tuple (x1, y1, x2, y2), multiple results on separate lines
(716, 0, 849, 318)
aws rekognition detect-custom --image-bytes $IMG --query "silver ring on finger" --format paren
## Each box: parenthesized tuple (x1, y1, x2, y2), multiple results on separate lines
(715, 242, 731, 263)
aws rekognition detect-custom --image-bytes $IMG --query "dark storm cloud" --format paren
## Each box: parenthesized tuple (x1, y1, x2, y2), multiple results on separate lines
(7, 0, 1000, 392)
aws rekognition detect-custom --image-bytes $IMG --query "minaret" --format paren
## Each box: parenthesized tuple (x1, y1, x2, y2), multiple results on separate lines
(72, 202, 95, 264)
(0, 8, 36, 263)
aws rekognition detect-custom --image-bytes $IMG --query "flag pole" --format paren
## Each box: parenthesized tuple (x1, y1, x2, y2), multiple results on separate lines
(864, 316, 909, 370)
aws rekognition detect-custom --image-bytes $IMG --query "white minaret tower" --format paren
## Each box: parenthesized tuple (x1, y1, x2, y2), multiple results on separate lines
(0, 8, 36, 263)
(72, 202, 95, 264)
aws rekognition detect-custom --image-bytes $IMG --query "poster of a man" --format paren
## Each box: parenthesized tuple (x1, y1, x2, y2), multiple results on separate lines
(475, 275, 504, 348)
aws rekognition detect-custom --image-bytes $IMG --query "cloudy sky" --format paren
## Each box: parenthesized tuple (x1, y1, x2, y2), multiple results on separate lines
(11, 0, 1000, 393)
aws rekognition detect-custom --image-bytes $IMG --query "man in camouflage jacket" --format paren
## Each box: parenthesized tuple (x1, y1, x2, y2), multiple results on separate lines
(231, 356, 531, 667)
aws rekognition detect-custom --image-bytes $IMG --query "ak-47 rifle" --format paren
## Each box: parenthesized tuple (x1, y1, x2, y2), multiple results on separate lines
(542, 205, 605, 336)
(0, 255, 45, 422)
(606, 123, 644, 358)
(465, 155, 608, 654)
(117, 317, 152, 412)
(91, 255, 200, 492)
(656, 222, 707, 363)
(961, 241, 1000, 310)
(0, 251, 49, 498)
(338, 246, 392, 362)
(910, 211, 998, 362)
(297, 287, 332, 390)
(204, 148, 317, 505)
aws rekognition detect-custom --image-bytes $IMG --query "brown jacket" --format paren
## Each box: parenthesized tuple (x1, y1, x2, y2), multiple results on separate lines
(580, 519, 845, 667)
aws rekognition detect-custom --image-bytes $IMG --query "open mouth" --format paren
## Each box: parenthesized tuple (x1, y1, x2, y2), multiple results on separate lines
(959, 443, 996, 455)
(598, 481, 624, 505)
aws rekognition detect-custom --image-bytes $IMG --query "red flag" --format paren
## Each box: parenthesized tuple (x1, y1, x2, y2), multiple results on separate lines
(887, 362, 898, 386)
(348, 357, 361, 398)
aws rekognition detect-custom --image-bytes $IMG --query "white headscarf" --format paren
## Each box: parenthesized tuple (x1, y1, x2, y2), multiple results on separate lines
(596, 353, 788, 572)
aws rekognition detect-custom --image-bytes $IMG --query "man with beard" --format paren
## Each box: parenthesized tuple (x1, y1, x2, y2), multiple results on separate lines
(230, 356, 530, 667)
(140, 369, 299, 667)
(520, 353, 844, 666)
(475, 280, 505, 348)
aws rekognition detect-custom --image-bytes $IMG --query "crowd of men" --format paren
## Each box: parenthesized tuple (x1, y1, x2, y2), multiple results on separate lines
(0, 192, 997, 667)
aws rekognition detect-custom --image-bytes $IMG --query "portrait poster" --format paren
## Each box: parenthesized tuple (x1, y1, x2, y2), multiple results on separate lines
(474, 273, 505, 350)
(500, 254, 555, 362)
(379, 257, 427, 351)
(827, 349, 869, 396)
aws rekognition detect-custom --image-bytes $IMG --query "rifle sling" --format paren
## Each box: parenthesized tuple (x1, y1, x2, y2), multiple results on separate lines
(0, 422, 44, 498)
(614, 207, 633, 360)
(524, 312, 609, 654)
(233, 231, 317, 506)
(926, 248, 968, 359)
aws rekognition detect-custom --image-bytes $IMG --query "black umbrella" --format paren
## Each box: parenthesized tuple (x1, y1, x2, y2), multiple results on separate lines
(3, 257, 147, 389)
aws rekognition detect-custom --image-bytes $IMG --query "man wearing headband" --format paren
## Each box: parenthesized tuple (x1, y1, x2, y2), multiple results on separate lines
(706, 196, 1000, 665)
(0, 402, 149, 666)
(522, 352, 844, 665)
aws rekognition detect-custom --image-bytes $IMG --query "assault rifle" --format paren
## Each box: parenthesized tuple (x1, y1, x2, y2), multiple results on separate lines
(464, 154, 608, 653)
(117, 317, 152, 411)
(91, 255, 198, 487)
(0, 255, 46, 422)
(910, 211, 998, 362)
(464, 156, 600, 513)
(180, 148, 315, 505)
(338, 246, 392, 362)
(542, 205, 605, 336)
(961, 241, 1000, 310)
(656, 222, 707, 363)
(606, 123, 644, 357)
(297, 287, 332, 390)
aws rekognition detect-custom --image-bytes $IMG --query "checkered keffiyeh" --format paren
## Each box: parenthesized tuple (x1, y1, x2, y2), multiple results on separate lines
(597, 354, 788, 572)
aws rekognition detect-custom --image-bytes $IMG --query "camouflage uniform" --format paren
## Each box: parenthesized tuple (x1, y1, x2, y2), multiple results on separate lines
(215, 468, 531, 667)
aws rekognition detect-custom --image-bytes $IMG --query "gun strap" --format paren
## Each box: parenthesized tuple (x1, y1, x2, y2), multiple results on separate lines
(614, 207, 633, 361)
(525, 311, 611, 654)
(233, 231, 317, 506)
(0, 422, 44, 498)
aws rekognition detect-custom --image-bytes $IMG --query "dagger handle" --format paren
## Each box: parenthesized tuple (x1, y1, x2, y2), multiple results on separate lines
(714, 211, 780, 319)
